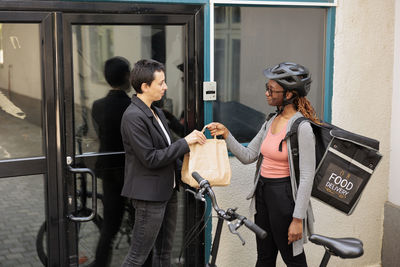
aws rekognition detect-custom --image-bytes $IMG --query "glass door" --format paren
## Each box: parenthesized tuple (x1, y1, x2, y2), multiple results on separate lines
(61, 9, 204, 266)
(0, 12, 63, 267)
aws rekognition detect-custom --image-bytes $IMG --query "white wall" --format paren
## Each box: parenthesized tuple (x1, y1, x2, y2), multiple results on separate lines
(389, 0, 400, 206)
(213, 1, 394, 266)
(325, 1, 393, 266)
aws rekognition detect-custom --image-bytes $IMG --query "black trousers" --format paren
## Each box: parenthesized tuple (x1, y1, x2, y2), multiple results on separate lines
(255, 176, 307, 267)
(94, 169, 152, 267)
(122, 190, 178, 267)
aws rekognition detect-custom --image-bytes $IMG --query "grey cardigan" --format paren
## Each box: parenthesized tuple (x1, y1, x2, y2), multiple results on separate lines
(225, 112, 315, 256)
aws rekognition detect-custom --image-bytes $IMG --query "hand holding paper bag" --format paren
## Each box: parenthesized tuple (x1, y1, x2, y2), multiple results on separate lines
(181, 125, 231, 188)
(184, 129, 207, 145)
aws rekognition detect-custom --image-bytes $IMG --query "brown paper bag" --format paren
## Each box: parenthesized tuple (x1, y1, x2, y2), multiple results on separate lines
(181, 127, 231, 188)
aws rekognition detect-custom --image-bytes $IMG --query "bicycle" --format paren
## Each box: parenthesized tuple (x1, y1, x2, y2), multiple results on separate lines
(309, 233, 364, 267)
(189, 172, 364, 267)
(188, 172, 267, 267)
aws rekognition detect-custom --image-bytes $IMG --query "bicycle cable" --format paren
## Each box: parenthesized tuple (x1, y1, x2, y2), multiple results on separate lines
(178, 197, 210, 263)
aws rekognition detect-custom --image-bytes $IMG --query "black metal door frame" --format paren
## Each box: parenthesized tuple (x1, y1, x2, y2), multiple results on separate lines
(61, 8, 205, 267)
(0, 10, 63, 266)
(1, 1, 204, 266)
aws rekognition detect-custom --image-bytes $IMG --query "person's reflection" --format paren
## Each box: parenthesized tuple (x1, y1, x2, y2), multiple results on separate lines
(91, 56, 152, 267)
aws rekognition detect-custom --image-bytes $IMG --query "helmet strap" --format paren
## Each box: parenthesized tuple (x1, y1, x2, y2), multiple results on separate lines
(276, 90, 295, 114)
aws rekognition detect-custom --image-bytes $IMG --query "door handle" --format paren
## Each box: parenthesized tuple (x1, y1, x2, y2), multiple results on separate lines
(67, 166, 97, 222)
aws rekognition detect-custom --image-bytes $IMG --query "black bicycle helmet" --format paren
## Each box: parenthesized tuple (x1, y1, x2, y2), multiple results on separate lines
(263, 62, 312, 97)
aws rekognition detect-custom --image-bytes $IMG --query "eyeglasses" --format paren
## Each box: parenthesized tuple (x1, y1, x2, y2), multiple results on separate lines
(265, 84, 285, 95)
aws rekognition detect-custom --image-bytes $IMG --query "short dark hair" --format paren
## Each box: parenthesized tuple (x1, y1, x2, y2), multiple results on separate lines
(130, 59, 165, 94)
(104, 56, 131, 88)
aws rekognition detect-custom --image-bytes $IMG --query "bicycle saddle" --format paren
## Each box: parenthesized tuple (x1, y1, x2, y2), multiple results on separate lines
(309, 234, 364, 259)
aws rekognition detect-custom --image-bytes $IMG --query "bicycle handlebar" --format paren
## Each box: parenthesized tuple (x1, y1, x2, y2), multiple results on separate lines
(192, 172, 222, 215)
(241, 215, 267, 239)
(192, 171, 209, 188)
(191, 172, 267, 239)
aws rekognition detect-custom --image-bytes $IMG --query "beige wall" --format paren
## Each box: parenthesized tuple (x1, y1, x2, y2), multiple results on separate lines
(389, 0, 400, 206)
(213, 1, 394, 266)
(0, 24, 41, 99)
(328, 1, 393, 265)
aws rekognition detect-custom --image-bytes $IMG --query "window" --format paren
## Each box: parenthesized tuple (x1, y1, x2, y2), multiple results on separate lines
(214, 6, 326, 143)
(214, 7, 241, 102)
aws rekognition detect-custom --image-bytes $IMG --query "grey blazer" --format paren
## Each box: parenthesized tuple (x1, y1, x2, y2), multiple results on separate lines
(225, 112, 315, 256)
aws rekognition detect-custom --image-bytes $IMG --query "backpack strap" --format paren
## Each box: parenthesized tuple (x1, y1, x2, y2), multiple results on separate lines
(279, 117, 308, 186)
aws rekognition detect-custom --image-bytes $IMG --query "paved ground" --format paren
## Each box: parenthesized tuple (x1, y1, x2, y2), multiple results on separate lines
(0, 103, 45, 266)
(0, 175, 45, 267)
(0, 175, 186, 267)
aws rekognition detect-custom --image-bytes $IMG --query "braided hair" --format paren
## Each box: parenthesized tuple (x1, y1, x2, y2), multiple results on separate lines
(293, 93, 321, 124)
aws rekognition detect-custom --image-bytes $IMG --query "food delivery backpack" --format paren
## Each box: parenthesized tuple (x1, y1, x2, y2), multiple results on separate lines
(283, 117, 382, 215)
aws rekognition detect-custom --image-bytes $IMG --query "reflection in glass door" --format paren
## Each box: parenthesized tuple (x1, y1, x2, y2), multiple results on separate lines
(71, 24, 185, 266)
(73, 25, 185, 154)
(0, 22, 46, 266)
(0, 4, 203, 267)
(0, 23, 43, 160)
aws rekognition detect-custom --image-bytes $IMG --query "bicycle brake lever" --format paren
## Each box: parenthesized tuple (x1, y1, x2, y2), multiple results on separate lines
(185, 188, 205, 202)
(228, 222, 246, 245)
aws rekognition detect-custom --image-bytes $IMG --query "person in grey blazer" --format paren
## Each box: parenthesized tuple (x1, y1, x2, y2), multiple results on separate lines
(208, 62, 318, 267)
(120, 59, 206, 267)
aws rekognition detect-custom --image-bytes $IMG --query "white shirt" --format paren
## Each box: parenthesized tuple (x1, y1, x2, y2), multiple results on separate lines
(155, 115, 171, 146)
(155, 115, 175, 188)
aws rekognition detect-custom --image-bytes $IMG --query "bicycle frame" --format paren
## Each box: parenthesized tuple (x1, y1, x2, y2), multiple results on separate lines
(319, 250, 332, 267)
(206, 215, 225, 267)
(189, 172, 267, 267)
(190, 171, 365, 267)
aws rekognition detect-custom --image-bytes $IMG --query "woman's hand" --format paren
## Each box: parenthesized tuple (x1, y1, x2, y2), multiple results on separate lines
(288, 217, 303, 244)
(184, 130, 206, 145)
(206, 122, 229, 139)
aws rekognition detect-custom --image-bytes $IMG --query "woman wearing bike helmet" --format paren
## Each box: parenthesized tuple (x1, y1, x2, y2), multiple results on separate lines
(208, 62, 318, 266)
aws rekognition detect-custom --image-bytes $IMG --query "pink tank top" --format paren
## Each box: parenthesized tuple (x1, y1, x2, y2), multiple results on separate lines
(260, 121, 290, 178)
